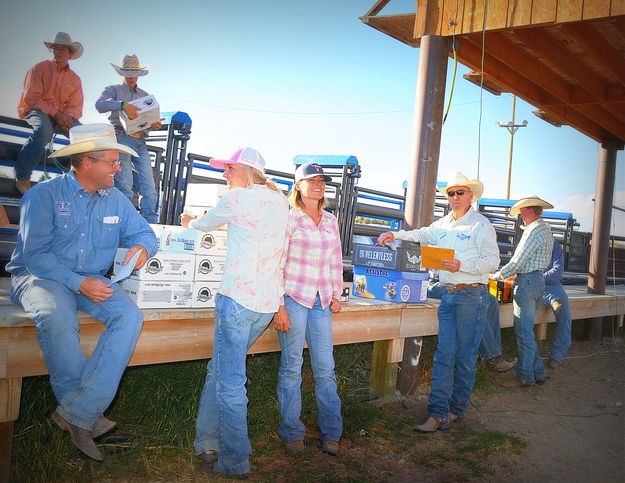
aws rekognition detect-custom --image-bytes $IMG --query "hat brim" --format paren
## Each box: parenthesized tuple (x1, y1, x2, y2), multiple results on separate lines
(297, 173, 332, 183)
(111, 63, 149, 77)
(438, 180, 484, 203)
(44, 41, 83, 60)
(509, 199, 554, 217)
(49, 140, 138, 158)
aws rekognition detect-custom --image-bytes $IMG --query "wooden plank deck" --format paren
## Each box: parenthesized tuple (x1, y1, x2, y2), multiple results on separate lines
(0, 284, 623, 478)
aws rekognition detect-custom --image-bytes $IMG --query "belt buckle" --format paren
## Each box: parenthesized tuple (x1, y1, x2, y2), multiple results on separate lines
(445, 284, 457, 294)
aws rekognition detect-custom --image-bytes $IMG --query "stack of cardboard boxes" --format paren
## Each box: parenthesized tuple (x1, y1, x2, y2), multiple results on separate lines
(113, 184, 229, 309)
(351, 237, 429, 303)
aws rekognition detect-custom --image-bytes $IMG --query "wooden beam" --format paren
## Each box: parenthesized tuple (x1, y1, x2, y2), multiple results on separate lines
(560, 22, 625, 89)
(415, 0, 443, 38)
(583, 0, 612, 19)
(362, 0, 392, 18)
(456, 37, 607, 141)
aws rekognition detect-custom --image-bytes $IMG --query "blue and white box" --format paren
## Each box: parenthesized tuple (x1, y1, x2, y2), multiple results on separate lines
(352, 266, 429, 303)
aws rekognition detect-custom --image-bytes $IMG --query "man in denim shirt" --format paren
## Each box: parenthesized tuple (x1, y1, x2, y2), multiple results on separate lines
(95, 55, 162, 223)
(7, 124, 158, 461)
(378, 172, 500, 432)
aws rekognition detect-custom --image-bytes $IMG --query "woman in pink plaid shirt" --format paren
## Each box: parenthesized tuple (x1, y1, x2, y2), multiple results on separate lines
(274, 163, 344, 458)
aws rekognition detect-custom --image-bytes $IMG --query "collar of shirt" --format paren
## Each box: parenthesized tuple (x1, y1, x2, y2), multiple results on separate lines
(290, 208, 333, 226)
(65, 171, 112, 198)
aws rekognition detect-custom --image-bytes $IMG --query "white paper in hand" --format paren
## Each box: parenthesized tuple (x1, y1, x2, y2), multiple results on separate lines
(111, 249, 142, 283)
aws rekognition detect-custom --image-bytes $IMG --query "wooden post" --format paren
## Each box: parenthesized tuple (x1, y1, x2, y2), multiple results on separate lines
(397, 34, 449, 397)
(370, 339, 404, 401)
(0, 377, 22, 482)
(586, 140, 622, 339)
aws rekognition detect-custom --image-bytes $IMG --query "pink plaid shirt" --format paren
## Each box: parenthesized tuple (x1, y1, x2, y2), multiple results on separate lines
(282, 209, 343, 309)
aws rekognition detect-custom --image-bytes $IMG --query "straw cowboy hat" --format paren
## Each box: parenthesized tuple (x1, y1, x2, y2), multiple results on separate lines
(48, 124, 138, 158)
(44, 32, 83, 60)
(437, 172, 484, 203)
(111, 54, 149, 77)
(509, 195, 554, 217)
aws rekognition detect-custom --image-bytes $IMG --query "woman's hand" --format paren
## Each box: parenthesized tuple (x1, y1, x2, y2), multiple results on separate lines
(273, 305, 290, 332)
(330, 297, 342, 313)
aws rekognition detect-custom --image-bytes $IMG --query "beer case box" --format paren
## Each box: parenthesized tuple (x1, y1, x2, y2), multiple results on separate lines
(120, 94, 160, 135)
(352, 266, 429, 303)
(194, 255, 226, 281)
(149, 224, 166, 251)
(352, 239, 425, 273)
(120, 279, 193, 309)
(191, 281, 220, 308)
(114, 248, 195, 281)
(488, 279, 514, 303)
(162, 225, 228, 255)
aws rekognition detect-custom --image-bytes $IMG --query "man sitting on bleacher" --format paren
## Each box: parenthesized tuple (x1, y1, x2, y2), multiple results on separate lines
(6, 124, 158, 461)
(14, 32, 84, 195)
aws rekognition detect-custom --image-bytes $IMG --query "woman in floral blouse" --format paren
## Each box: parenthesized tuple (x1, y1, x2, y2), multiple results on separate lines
(181, 147, 289, 479)
(274, 162, 344, 457)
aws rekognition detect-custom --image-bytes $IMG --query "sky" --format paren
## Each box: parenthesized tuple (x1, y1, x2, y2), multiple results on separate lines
(1, 0, 623, 235)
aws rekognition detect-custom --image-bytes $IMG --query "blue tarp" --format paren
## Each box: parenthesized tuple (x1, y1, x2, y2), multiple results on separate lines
(293, 155, 358, 166)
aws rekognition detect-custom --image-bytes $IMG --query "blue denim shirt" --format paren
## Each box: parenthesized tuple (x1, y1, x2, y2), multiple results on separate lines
(7, 171, 158, 292)
(543, 241, 564, 286)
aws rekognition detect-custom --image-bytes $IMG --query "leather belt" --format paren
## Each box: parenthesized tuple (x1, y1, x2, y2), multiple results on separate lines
(445, 283, 484, 294)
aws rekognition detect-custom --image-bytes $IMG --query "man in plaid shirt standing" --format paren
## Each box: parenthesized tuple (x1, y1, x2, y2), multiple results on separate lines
(492, 195, 554, 387)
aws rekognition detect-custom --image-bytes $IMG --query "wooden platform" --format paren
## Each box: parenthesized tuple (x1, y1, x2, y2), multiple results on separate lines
(0, 285, 623, 478)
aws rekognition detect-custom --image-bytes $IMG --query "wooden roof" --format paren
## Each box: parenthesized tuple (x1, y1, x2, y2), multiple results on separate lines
(361, 1, 625, 144)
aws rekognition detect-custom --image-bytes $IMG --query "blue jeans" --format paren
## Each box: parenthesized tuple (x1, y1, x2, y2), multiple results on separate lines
(194, 294, 273, 476)
(427, 285, 488, 419)
(479, 294, 503, 360)
(115, 134, 158, 223)
(513, 272, 547, 382)
(10, 272, 143, 430)
(277, 295, 342, 443)
(14, 110, 71, 180)
(542, 284, 572, 362)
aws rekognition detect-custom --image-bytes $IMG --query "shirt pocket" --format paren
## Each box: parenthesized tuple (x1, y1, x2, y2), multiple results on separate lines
(53, 215, 81, 241)
(453, 231, 472, 252)
(94, 217, 121, 249)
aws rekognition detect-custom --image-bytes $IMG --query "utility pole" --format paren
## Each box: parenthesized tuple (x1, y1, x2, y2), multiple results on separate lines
(496, 95, 527, 199)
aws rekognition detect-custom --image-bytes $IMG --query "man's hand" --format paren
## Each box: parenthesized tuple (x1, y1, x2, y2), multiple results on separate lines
(330, 297, 342, 313)
(180, 213, 196, 228)
(79, 277, 114, 303)
(150, 117, 165, 130)
(377, 232, 395, 246)
(124, 103, 141, 120)
(54, 112, 73, 132)
(125, 244, 149, 269)
(273, 305, 290, 333)
(440, 259, 461, 272)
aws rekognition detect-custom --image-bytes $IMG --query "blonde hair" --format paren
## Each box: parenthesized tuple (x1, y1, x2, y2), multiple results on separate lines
(287, 180, 327, 212)
(240, 165, 279, 191)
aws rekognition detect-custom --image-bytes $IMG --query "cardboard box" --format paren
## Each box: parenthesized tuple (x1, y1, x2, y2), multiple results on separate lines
(120, 95, 160, 134)
(352, 266, 429, 303)
(114, 248, 195, 281)
(191, 281, 221, 308)
(194, 255, 226, 281)
(162, 225, 228, 255)
(149, 224, 165, 251)
(489, 279, 514, 303)
(185, 183, 227, 208)
(352, 239, 424, 273)
(120, 279, 193, 309)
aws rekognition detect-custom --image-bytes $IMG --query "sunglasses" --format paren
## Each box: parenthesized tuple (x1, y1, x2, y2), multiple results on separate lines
(88, 156, 122, 167)
(447, 189, 469, 197)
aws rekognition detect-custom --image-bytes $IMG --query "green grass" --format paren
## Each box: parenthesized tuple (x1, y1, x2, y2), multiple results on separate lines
(14, 324, 581, 481)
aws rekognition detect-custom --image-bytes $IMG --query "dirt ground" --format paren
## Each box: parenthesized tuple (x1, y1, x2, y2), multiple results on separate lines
(402, 338, 625, 482)
(474, 339, 624, 482)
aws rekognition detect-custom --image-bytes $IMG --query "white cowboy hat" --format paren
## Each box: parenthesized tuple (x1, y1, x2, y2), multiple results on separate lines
(49, 124, 138, 158)
(111, 54, 149, 77)
(44, 32, 83, 60)
(437, 172, 484, 203)
(509, 195, 554, 217)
